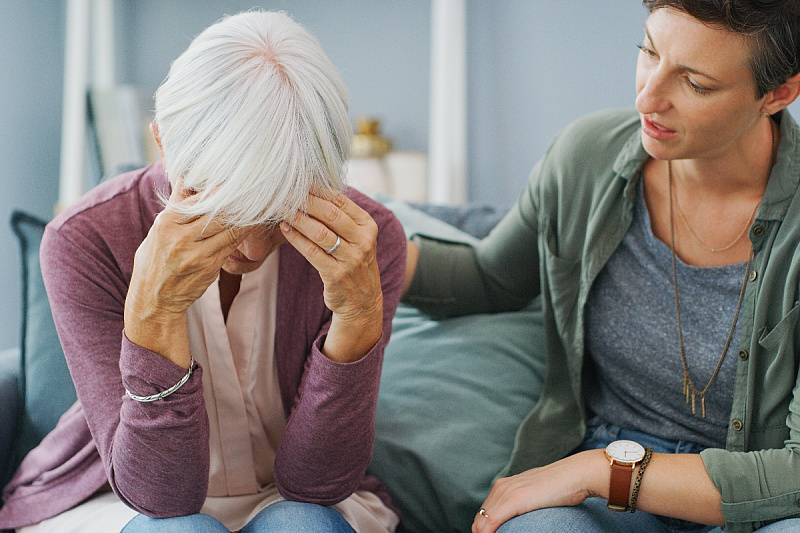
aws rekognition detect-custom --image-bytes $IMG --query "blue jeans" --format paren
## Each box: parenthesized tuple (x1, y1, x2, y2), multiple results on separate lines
(121, 500, 355, 533)
(496, 419, 800, 533)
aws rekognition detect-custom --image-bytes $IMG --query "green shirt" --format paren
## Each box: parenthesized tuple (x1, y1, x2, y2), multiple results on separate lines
(405, 108, 800, 532)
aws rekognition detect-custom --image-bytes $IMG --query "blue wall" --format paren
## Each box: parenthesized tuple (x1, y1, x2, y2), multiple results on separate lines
(115, 1, 431, 152)
(467, 1, 645, 206)
(0, 3, 64, 350)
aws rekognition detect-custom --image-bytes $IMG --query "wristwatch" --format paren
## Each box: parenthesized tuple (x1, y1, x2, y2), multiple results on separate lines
(605, 439, 646, 512)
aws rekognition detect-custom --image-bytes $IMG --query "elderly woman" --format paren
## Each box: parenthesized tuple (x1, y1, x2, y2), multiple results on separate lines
(404, 1, 800, 532)
(0, 11, 405, 533)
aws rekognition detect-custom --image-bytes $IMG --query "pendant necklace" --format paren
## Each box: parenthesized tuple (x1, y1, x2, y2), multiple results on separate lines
(667, 161, 753, 418)
(667, 119, 776, 418)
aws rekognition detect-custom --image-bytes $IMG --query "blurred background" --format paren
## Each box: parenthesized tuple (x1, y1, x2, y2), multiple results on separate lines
(4, 1, 794, 351)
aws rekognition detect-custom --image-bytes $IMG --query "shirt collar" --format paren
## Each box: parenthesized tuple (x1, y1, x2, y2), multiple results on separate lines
(760, 110, 800, 222)
(610, 109, 800, 222)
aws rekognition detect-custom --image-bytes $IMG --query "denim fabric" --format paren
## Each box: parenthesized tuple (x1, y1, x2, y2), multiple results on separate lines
(496, 497, 721, 533)
(123, 513, 228, 533)
(497, 419, 800, 533)
(121, 501, 355, 533)
(497, 499, 800, 533)
(579, 417, 708, 455)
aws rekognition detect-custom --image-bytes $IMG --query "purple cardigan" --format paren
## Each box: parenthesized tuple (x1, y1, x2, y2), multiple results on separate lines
(0, 163, 406, 529)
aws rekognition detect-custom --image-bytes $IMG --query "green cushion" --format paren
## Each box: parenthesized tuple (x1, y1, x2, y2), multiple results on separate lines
(8, 211, 77, 479)
(370, 199, 545, 532)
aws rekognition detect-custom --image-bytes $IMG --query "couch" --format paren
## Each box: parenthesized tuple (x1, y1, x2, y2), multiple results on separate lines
(0, 196, 547, 532)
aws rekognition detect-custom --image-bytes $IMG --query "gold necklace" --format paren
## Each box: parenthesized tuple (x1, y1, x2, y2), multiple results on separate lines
(672, 119, 776, 254)
(668, 161, 753, 418)
(674, 196, 759, 253)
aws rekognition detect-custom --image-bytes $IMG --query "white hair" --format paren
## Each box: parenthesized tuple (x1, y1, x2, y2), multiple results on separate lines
(153, 10, 351, 227)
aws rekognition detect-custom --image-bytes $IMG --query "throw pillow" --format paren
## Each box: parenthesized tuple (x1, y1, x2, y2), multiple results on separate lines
(7, 211, 77, 480)
(369, 199, 546, 532)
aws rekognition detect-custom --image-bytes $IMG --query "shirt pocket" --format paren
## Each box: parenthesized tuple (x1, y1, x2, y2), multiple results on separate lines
(758, 303, 799, 353)
(542, 221, 581, 338)
(756, 303, 800, 434)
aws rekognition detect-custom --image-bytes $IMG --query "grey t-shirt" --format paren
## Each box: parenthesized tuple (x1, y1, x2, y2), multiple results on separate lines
(585, 179, 747, 448)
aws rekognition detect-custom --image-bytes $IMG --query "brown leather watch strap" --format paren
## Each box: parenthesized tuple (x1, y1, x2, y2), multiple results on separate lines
(607, 461, 634, 512)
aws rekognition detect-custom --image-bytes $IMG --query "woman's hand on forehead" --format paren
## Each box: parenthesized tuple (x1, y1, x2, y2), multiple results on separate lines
(124, 181, 252, 367)
(280, 192, 384, 363)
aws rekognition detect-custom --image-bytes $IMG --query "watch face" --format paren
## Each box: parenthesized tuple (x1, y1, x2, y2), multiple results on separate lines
(605, 440, 645, 464)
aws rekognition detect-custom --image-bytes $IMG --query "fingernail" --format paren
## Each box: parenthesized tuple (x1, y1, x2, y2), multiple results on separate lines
(280, 221, 290, 232)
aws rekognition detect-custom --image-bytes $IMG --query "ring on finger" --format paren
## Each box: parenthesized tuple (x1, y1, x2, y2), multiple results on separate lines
(326, 235, 342, 255)
(479, 508, 489, 519)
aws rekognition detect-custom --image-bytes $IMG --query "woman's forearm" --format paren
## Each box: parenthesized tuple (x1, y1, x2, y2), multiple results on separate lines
(124, 291, 192, 369)
(573, 449, 724, 526)
(632, 452, 723, 526)
(115, 337, 210, 516)
(323, 302, 383, 363)
(475, 449, 724, 533)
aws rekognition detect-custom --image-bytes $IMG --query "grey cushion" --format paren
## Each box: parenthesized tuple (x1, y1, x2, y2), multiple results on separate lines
(374, 193, 508, 242)
(7, 211, 77, 481)
(408, 202, 507, 239)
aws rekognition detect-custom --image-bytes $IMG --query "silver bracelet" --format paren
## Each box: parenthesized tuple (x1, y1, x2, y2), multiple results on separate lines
(125, 357, 195, 402)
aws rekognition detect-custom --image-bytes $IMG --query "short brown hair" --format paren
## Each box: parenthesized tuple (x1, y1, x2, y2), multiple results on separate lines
(643, 0, 800, 97)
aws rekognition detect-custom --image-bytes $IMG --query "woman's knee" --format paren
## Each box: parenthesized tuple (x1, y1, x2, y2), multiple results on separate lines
(122, 512, 228, 533)
(496, 506, 595, 533)
(243, 500, 354, 533)
(495, 498, 666, 533)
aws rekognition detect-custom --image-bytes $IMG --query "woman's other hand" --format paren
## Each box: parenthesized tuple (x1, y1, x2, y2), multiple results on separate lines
(280, 193, 383, 363)
(124, 183, 250, 368)
(472, 450, 605, 533)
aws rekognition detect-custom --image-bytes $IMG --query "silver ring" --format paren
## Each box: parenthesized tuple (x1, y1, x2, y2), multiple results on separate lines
(479, 508, 488, 519)
(326, 235, 341, 255)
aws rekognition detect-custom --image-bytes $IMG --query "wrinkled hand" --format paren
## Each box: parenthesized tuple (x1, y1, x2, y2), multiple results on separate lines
(124, 184, 251, 367)
(280, 193, 383, 362)
(473, 450, 605, 533)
